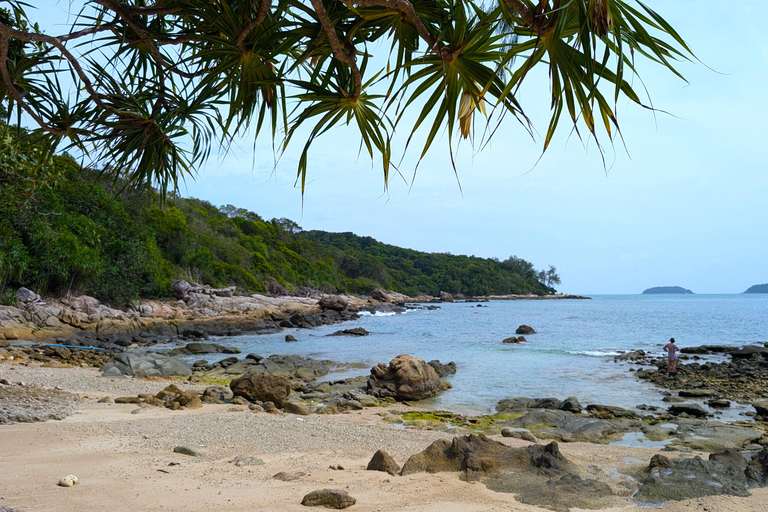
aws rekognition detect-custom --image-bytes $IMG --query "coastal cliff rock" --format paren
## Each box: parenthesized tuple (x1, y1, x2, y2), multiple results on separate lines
(0, 292, 365, 347)
(367, 354, 452, 401)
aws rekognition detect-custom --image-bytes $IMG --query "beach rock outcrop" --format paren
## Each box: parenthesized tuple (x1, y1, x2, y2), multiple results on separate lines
(367, 354, 452, 401)
(401, 435, 618, 509)
(367, 449, 401, 475)
(230, 371, 291, 407)
(635, 450, 751, 501)
(300, 489, 356, 509)
(100, 353, 192, 378)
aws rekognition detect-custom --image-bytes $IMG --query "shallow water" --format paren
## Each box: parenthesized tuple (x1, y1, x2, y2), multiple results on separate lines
(187, 294, 768, 415)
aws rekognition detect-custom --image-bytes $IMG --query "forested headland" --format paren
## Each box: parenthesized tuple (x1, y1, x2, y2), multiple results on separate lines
(0, 123, 558, 306)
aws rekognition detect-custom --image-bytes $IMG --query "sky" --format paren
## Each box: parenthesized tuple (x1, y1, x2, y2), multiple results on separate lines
(36, 2, 768, 295)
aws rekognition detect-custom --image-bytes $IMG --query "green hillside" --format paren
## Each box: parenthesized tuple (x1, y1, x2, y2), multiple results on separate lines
(0, 123, 555, 306)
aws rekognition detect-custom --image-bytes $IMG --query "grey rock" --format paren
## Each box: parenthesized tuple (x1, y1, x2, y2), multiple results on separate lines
(171, 279, 192, 299)
(173, 445, 204, 457)
(101, 353, 191, 378)
(501, 428, 538, 443)
(16, 287, 40, 303)
(427, 360, 457, 377)
(668, 404, 710, 418)
(274, 471, 307, 481)
(202, 386, 234, 403)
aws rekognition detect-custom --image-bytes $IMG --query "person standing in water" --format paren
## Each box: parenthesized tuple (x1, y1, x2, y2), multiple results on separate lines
(663, 337, 681, 374)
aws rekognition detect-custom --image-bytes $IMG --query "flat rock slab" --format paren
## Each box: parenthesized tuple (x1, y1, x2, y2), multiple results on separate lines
(0, 384, 78, 424)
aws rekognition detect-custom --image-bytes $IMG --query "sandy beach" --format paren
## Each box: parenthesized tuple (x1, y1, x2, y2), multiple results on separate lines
(1, 364, 767, 512)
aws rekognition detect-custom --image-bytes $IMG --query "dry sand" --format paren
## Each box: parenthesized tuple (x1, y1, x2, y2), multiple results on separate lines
(1, 364, 767, 512)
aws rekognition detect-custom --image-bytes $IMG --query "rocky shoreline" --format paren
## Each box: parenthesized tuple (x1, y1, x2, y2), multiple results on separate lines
(6, 288, 768, 509)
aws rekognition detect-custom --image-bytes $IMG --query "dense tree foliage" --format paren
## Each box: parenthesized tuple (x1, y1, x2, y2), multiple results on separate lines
(0, 0, 692, 194)
(0, 123, 556, 305)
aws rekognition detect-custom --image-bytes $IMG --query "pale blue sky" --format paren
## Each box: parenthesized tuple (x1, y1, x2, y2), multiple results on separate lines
(37, 2, 768, 294)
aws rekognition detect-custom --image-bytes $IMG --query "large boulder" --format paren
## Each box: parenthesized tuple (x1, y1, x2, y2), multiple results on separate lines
(439, 291, 454, 302)
(370, 288, 390, 302)
(318, 296, 348, 311)
(367, 354, 451, 401)
(230, 371, 291, 407)
(16, 287, 40, 303)
(171, 279, 192, 299)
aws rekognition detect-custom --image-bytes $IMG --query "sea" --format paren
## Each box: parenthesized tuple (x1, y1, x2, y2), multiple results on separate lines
(191, 294, 768, 418)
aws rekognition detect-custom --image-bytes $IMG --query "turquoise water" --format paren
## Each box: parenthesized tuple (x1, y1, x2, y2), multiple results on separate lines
(203, 294, 768, 415)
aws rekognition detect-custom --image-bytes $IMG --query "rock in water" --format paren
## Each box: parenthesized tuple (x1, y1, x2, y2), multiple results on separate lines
(515, 324, 536, 335)
(300, 489, 356, 509)
(367, 354, 451, 401)
(367, 449, 401, 476)
(230, 372, 291, 407)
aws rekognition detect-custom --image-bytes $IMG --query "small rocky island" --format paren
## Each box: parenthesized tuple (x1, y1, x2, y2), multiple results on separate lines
(642, 286, 694, 295)
(744, 283, 768, 294)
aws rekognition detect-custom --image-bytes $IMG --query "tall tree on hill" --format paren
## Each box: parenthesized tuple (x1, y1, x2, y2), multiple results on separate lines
(0, 0, 692, 195)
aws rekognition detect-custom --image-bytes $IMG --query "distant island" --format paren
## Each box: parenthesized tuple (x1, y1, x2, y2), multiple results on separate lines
(744, 284, 768, 294)
(642, 286, 694, 295)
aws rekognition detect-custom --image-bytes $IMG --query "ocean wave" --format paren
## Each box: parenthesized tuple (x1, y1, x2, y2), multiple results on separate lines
(568, 349, 622, 357)
(358, 310, 399, 317)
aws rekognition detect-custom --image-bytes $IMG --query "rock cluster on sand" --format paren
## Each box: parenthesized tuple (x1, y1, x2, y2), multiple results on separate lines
(113, 384, 203, 410)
